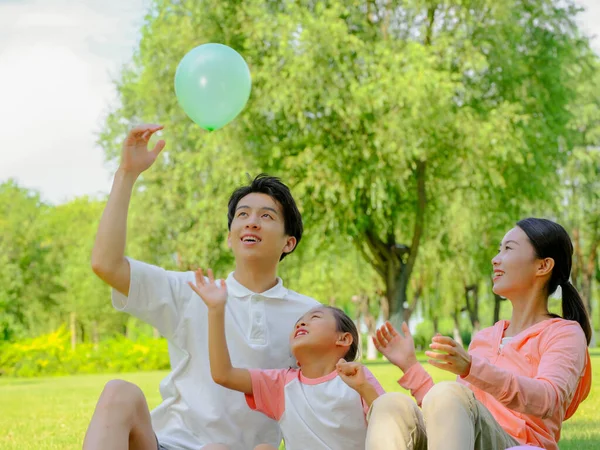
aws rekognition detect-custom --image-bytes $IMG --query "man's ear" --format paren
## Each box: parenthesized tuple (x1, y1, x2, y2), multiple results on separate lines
(282, 236, 297, 254)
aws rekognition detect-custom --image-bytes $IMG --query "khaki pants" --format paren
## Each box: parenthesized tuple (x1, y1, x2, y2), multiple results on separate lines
(366, 382, 520, 450)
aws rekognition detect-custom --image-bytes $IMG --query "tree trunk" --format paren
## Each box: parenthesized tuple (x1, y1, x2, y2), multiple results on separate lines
(572, 226, 598, 322)
(452, 309, 463, 346)
(92, 320, 99, 350)
(597, 264, 600, 342)
(464, 284, 481, 334)
(403, 274, 424, 324)
(378, 291, 389, 322)
(581, 271, 593, 319)
(575, 229, 598, 346)
(582, 241, 597, 318)
(472, 286, 480, 334)
(582, 252, 597, 347)
(388, 273, 408, 329)
(69, 311, 77, 351)
(366, 335, 378, 360)
(354, 161, 426, 330)
(386, 161, 427, 329)
(572, 227, 583, 288)
(353, 293, 378, 360)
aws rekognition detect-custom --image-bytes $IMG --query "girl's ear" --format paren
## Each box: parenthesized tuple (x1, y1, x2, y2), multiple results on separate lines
(336, 332, 353, 349)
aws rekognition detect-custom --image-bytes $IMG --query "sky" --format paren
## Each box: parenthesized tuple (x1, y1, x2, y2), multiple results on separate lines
(1, 0, 599, 205)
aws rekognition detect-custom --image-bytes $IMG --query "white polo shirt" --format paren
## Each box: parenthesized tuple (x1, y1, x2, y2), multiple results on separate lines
(112, 257, 320, 450)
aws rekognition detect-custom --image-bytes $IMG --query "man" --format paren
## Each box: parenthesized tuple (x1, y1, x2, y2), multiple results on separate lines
(83, 124, 319, 450)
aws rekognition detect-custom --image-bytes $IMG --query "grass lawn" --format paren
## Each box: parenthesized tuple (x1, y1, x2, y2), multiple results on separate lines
(1, 351, 598, 449)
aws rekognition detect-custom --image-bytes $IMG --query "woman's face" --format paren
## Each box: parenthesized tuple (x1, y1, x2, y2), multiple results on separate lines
(491, 227, 540, 298)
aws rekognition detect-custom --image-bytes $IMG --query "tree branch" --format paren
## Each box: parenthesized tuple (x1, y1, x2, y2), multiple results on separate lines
(356, 239, 386, 279)
(400, 160, 427, 289)
(424, 5, 437, 46)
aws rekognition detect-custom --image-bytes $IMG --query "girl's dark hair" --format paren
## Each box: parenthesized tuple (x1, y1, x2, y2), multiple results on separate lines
(517, 218, 592, 345)
(326, 306, 360, 361)
(227, 174, 303, 261)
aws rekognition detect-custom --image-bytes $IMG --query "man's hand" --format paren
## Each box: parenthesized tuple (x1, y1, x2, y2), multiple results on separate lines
(120, 124, 166, 175)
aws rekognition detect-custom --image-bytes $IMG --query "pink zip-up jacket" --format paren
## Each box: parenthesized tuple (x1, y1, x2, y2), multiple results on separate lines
(399, 318, 591, 450)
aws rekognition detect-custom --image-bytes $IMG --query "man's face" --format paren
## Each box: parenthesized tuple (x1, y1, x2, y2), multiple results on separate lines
(228, 193, 296, 263)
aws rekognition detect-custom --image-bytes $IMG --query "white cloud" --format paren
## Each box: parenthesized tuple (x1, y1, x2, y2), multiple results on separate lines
(0, 0, 148, 204)
(576, 0, 600, 53)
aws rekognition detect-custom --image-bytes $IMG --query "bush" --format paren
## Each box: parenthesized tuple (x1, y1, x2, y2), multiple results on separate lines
(0, 326, 169, 377)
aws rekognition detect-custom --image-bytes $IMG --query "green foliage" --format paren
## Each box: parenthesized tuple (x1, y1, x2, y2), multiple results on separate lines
(1, 0, 600, 370)
(0, 327, 169, 377)
(45, 198, 129, 341)
(412, 316, 473, 350)
(0, 182, 62, 341)
(96, 0, 595, 325)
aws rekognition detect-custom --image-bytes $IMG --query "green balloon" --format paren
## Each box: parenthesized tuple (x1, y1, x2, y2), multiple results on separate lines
(174, 43, 251, 131)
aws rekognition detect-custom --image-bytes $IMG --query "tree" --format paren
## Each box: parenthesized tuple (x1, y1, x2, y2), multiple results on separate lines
(232, 0, 587, 326)
(278, 233, 380, 310)
(100, 0, 590, 329)
(564, 59, 600, 343)
(45, 198, 124, 345)
(0, 181, 62, 340)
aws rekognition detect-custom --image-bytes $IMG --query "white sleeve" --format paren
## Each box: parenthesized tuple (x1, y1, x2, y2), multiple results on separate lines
(112, 257, 196, 339)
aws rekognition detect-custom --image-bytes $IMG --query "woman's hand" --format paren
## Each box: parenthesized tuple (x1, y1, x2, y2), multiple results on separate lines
(425, 335, 472, 377)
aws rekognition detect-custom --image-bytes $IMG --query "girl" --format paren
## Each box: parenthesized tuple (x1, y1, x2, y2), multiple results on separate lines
(188, 269, 385, 450)
(367, 218, 592, 450)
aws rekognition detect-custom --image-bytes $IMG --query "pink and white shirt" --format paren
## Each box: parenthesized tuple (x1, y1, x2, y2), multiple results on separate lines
(245, 367, 384, 450)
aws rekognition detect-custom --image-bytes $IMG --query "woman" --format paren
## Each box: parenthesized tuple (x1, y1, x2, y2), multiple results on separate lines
(366, 218, 592, 450)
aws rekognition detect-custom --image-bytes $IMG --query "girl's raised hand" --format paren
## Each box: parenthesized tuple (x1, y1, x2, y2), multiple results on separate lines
(188, 268, 227, 310)
(373, 321, 418, 373)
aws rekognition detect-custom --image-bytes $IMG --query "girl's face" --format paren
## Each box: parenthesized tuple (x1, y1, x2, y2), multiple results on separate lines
(491, 226, 542, 298)
(289, 307, 347, 358)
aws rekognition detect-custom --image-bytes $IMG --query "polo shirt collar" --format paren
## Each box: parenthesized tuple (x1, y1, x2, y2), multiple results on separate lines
(225, 272, 288, 299)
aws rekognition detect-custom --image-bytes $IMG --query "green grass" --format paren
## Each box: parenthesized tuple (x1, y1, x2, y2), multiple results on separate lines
(1, 352, 598, 449)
